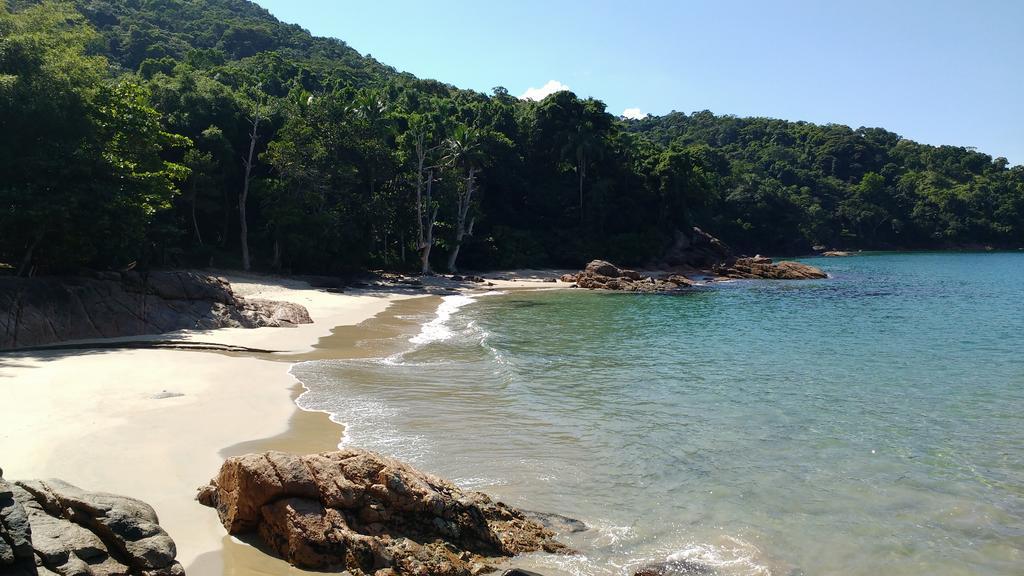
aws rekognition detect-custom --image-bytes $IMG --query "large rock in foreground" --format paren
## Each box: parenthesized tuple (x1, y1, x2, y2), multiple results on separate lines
(0, 271, 311, 349)
(0, 471, 183, 576)
(562, 261, 693, 293)
(714, 256, 827, 280)
(197, 450, 570, 575)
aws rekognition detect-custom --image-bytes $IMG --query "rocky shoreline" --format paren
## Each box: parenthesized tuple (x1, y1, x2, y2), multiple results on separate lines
(0, 271, 311, 349)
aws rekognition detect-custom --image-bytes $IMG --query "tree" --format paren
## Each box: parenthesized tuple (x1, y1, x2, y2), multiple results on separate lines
(406, 114, 444, 273)
(443, 124, 486, 272)
(0, 2, 188, 274)
(237, 84, 272, 271)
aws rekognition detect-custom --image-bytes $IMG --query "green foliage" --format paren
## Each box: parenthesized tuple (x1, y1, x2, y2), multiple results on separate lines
(2, 0, 1022, 276)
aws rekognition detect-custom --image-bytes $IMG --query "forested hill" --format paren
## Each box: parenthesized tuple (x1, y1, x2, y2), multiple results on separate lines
(2, 0, 1022, 277)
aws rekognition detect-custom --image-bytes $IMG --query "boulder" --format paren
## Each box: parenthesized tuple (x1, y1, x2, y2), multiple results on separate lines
(584, 260, 621, 278)
(0, 471, 183, 576)
(520, 510, 588, 534)
(662, 227, 734, 268)
(244, 299, 313, 327)
(821, 251, 852, 257)
(198, 450, 570, 575)
(558, 274, 578, 283)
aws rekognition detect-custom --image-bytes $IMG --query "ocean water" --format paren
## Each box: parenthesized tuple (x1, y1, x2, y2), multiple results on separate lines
(291, 253, 1024, 576)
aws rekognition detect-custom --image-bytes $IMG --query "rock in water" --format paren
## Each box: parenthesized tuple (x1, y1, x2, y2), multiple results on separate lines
(197, 450, 571, 575)
(0, 471, 183, 576)
(714, 256, 827, 280)
(634, 559, 716, 575)
(572, 260, 692, 293)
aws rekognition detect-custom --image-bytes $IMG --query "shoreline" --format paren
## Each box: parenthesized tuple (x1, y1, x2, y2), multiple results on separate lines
(0, 272, 558, 576)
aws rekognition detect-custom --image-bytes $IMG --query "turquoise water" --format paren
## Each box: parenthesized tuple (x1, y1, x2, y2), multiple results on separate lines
(292, 253, 1024, 575)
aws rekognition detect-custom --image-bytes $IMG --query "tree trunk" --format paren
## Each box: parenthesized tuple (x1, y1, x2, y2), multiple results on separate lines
(271, 236, 281, 271)
(422, 205, 437, 274)
(191, 191, 203, 246)
(240, 116, 260, 271)
(16, 234, 43, 278)
(448, 167, 477, 272)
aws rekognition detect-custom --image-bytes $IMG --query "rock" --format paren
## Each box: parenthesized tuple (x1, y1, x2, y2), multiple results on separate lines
(714, 257, 827, 280)
(0, 476, 34, 574)
(558, 274, 578, 283)
(198, 450, 570, 575)
(244, 299, 313, 327)
(572, 261, 691, 293)
(501, 570, 547, 576)
(0, 473, 183, 576)
(584, 260, 621, 278)
(634, 559, 716, 575)
(520, 511, 588, 534)
(821, 251, 852, 257)
(664, 275, 696, 287)
(663, 227, 734, 268)
(542, 278, 557, 283)
(0, 272, 312, 349)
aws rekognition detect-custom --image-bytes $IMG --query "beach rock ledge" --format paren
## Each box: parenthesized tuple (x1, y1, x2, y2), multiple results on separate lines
(197, 449, 570, 575)
(0, 471, 184, 576)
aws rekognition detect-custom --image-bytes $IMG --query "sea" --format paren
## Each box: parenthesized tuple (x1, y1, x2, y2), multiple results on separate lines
(290, 252, 1024, 576)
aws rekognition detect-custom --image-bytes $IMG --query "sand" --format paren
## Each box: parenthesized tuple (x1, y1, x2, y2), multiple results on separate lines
(0, 271, 563, 575)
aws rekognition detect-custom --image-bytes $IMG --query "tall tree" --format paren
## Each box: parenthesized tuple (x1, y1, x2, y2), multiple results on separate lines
(238, 84, 271, 271)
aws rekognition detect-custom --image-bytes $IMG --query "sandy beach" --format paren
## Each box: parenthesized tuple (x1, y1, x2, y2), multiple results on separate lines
(0, 272, 560, 575)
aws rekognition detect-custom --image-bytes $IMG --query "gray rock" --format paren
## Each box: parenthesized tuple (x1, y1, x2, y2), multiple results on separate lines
(520, 510, 588, 534)
(4, 477, 183, 576)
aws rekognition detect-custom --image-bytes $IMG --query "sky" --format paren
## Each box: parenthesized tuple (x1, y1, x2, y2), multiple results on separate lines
(253, 0, 1023, 165)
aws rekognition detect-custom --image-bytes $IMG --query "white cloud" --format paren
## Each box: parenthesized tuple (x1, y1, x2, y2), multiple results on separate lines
(622, 107, 647, 120)
(519, 80, 570, 101)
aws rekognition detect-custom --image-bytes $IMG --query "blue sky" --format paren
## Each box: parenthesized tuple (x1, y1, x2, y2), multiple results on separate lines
(253, 0, 1023, 165)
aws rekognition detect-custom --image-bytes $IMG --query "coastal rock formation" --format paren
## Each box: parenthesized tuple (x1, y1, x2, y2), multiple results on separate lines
(0, 471, 183, 576)
(821, 250, 853, 257)
(0, 271, 311, 349)
(662, 227, 734, 268)
(197, 450, 569, 575)
(714, 256, 827, 280)
(563, 261, 693, 292)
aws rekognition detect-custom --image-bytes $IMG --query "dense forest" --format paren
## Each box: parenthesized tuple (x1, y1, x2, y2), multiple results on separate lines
(2, 0, 1022, 276)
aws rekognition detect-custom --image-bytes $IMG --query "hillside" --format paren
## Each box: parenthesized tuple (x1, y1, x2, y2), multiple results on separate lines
(1, 0, 1021, 276)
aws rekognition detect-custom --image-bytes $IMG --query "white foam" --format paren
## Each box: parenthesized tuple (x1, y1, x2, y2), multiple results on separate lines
(667, 536, 771, 576)
(408, 291, 507, 346)
(409, 294, 477, 345)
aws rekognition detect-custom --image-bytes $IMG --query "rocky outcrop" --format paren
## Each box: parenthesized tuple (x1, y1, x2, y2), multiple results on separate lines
(662, 227, 734, 269)
(714, 256, 827, 280)
(197, 450, 570, 575)
(0, 471, 183, 576)
(562, 261, 693, 293)
(821, 250, 853, 257)
(0, 271, 311, 349)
